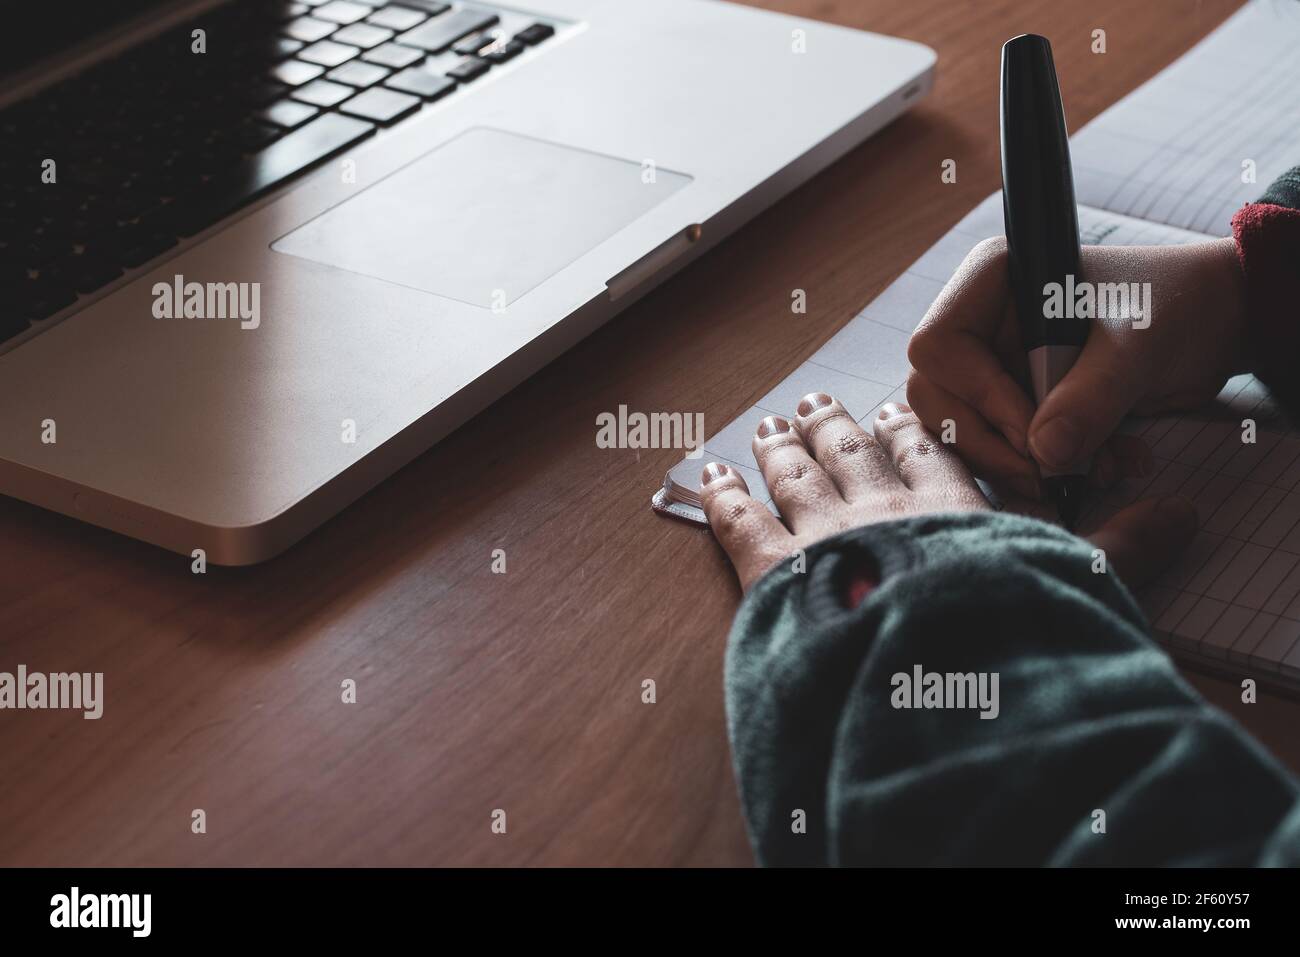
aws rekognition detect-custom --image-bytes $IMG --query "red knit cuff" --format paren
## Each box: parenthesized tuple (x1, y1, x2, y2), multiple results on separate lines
(842, 571, 877, 609)
(1231, 203, 1300, 399)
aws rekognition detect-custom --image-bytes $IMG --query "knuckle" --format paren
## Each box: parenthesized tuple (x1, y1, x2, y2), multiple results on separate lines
(768, 460, 819, 496)
(894, 435, 939, 471)
(804, 408, 853, 443)
(711, 497, 755, 536)
(830, 428, 875, 459)
(878, 411, 921, 436)
(906, 326, 935, 367)
(970, 235, 1008, 264)
(818, 428, 876, 471)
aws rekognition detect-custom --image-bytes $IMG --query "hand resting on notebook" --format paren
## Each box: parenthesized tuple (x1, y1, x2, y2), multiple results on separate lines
(698, 397, 1197, 592)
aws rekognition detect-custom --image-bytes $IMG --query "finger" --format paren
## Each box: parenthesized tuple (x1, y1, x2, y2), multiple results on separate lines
(908, 237, 1037, 454)
(1028, 326, 1144, 474)
(1085, 495, 1199, 589)
(751, 415, 845, 532)
(1091, 434, 1155, 488)
(699, 462, 792, 591)
(872, 403, 984, 502)
(791, 392, 893, 502)
(907, 372, 1041, 500)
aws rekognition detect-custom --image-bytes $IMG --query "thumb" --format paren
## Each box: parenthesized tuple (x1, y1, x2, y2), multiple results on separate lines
(1028, 333, 1142, 473)
(1086, 495, 1198, 588)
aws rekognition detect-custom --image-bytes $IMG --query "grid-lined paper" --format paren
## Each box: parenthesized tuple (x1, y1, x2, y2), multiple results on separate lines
(655, 0, 1300, 683)
(1100, 377, 1300, 682)
(1070, 0, 1300, 236)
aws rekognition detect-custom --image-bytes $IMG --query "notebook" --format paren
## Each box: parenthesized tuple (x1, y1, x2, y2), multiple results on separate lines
(652, 0, 1300, 688)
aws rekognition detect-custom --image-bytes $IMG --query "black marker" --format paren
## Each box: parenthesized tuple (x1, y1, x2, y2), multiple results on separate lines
(1000, 34, 1089, 529)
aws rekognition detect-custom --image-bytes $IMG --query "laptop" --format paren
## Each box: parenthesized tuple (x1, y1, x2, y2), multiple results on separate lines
(0, 0, 935, 565)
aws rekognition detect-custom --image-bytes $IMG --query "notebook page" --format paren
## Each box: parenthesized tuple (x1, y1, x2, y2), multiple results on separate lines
(1094, 374, 1300, 681)
(1070, 0, 1300, 235)
(663, 194, 1217, 509)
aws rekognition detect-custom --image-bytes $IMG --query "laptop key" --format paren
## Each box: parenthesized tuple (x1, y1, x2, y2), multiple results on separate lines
(281, 37, 309, 58)
(327, 60, 391, 87)
(365, 5, 426, 31)
(13, 277, 78, 320)
(484, 40, 525, 64)
(390, 0, 449, 14)
(233, 120, 284, 152)
(398, 9, 498, 53)
(361, 42, 424, 69)
(312, 0, 372, 25)
(297, 40, 361, 67)
(291, 79, 357, 108)
(338, 86, 420, 125)
(446, 57, 489, 83)
(260, 98, 321, 129)
(118, 231, 178, 268)
(332, 23, 393, 49)
(48, 251, 124, 294)
(452, 31, 499, 56)
(176, 113, 376, 237)
(283, 15, 338, 43)
(384, 67, 455, 101)
(514, 23, 555, 45)
(271, 59, 326, 86)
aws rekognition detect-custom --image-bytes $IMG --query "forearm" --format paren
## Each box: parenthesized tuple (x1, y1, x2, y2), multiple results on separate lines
(725, 511, 1300, 866)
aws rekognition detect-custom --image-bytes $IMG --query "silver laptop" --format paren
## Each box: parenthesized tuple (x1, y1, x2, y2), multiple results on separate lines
(0, 0, 934, 564)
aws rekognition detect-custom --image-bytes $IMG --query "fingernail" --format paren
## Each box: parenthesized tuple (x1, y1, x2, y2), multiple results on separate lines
(797, 392, 834, 416)
(701, 462, 731, 486)
(878, 402, 911, 418)
(756, 416, 790, 439)
(1003, 426, 1027, 456)
(1031, 417, 1083, 468)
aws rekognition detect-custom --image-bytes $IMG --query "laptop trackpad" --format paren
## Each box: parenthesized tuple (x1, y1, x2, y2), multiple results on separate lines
(272, 128, 692, 308)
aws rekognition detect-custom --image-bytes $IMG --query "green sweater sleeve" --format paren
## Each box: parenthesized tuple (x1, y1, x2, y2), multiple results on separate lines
(725, 511, 1300, 866)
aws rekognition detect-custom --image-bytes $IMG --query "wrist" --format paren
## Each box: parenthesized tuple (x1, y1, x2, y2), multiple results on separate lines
(1205, 235, 1250, 375)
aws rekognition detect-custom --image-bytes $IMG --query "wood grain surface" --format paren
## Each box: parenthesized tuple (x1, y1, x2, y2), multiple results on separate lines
(2, 0, 1276, 867)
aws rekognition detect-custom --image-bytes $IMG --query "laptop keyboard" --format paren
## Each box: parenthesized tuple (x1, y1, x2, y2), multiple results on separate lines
(0, 0, 558, 344)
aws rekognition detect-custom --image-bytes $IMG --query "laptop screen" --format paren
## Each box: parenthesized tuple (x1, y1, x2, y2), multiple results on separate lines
(2, 0, 180, 81)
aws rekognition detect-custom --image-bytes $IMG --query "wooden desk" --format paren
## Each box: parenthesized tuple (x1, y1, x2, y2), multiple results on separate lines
(3, 0, 1279, 867)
